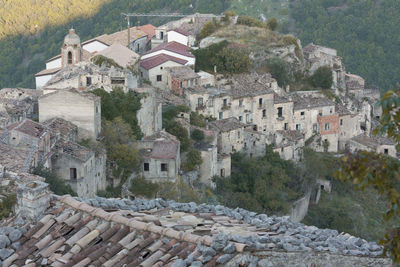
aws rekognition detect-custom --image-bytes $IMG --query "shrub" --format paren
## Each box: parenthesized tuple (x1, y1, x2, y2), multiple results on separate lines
(237, 16, 266, 28)
(32, 167, 76, 196)
(266, 57, 292, 87)
(130, 177, 159, 198)
(191, 129, 205, 142)
(266, 17, 278, 31)
(190, 112, 206, 127)
(310, 66, 333, 89)
(182, 148, 203, 172)
(200, 21, 218, 39)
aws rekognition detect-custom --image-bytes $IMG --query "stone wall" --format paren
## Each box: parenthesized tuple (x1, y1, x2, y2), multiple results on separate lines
(290, 190, 311, 223)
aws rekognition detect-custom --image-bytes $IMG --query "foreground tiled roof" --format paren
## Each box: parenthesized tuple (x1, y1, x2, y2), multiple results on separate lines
(1, 195, 391, 266)
(143, 41, 194, 58)
(140, 54, 188, 70)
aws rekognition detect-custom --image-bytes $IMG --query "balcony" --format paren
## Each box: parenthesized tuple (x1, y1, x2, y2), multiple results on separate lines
(196, 104, 206, 111)
(221, 104, 231, 111)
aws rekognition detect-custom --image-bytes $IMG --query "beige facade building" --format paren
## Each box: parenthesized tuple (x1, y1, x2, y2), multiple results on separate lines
(137, 131, 181, 182)
(273, 130, 305, 161)
(347, 134, 397, 158)
(39, 89, 101, 140)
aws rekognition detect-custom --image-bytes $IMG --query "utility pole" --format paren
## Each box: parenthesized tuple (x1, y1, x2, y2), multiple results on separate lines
(127, 15, 130, 47)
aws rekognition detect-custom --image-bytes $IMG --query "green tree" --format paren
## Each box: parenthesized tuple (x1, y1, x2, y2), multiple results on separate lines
(266, 17, 278, 31)
(310, 66, 333, 89)
(200, 21, 218, 39)
(190, 112, 206, 127)
(182, 148, 203, 171)
(336, 89, 400, 263)
(266, 57, 291, 87)
(191, 129, 205, 142)
(130, 177, 160, 198)
(32, 167, 76, 196)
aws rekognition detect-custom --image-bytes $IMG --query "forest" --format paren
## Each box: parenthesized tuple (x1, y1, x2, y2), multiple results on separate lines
(290, 0, 400, 92)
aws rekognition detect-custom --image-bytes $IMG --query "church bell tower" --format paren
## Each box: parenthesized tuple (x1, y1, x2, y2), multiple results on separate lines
(61, 29, 82, 68)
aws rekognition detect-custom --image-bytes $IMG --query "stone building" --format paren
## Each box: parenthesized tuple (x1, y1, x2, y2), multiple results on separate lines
(185, 73, 278, 135)
(39, 89, 101, 140)
(273, 130, 305, 161)
(43, 117, 79, 144)
(139, 54, 188, 88)
(347, 134, 397, 158)
(141, 41, 196, 66)
(273, 94, 294, 132)
(42, 61, 139, 93)
(243, 127, 268, 157)
(209, 118, 245, 154)
(345, 73, 365, 97)
(0, 88, 42, 127)
(303, 43, 346, 90)
(336, 104, 362, 151)
(137, 131, 181, 182)
(51, 138, 106, 197)
(130, 87, 163, 137)
(0, 142, 39, 173)
(163, 66, 200, 95)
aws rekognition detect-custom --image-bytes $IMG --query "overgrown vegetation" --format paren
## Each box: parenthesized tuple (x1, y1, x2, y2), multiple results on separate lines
(182, 148, 203, 172)
(32, 167, 76, 196)
(213, 148, 304, 214)
(163, 105, 192, 152)
(193, 40, 250, 74)
(91, 54, 122, 69)
(310, 66, 333, 89)
(0, 192, 16, 220)
(92, 87, 143, 139)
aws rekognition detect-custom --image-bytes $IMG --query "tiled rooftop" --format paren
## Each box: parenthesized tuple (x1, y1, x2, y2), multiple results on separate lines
(54, 139, 94, 162)
(169, 28, 191, 37)
(43, 118, 78, 140)
(141, 132, 180, 160)
(143, 41, 194, 58)
(165, 66, 200, 80)
(96, 43, 140, 68)
(230, 73, 275, 98)
(209, 118, 244, 132)
(0, 143, 32, 172)
(292, 95, 335, 110)
(140, 54, 188, 70)
(276, 130, 304, 142)
(351, 134, 395, 149)
(7, 119, 47, 139)
(0, 195, 389, 266)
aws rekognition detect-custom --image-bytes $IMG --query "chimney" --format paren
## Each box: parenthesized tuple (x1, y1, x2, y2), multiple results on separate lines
(16, 181, 50, 221)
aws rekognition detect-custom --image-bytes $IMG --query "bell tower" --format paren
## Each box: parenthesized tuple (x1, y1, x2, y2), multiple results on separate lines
(61, 28, 82, 68)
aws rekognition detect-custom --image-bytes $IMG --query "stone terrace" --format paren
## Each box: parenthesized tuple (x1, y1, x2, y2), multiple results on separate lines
(0, 195, 391, 266)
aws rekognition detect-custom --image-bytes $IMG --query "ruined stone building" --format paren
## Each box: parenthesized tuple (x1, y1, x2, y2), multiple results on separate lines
(273, 130, 305, 161)
(0, 88, 42, 127)
(347, 134, 397, 158)
(137, 131, 181, 182)
(35, 29, 142, 89)
(39, 89, 101, 140)
(163, 66, 200, 95)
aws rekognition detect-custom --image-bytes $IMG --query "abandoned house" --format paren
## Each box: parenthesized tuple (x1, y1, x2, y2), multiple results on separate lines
(347, 134, 397, 158)
(137, 131, 181, 182)
(39, 89, 101, 140)
(163, 66, 200, 95)
(273, 130, 305, 161)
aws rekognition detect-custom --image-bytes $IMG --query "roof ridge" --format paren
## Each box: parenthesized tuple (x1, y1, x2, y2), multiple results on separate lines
(58, 196, 250, 251)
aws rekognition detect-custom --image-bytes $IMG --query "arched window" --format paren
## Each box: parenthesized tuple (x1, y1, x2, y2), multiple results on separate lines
(67, 51, 73, 64)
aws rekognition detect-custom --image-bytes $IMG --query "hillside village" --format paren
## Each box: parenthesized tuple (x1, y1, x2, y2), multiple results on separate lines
(0, 13, 396, 266)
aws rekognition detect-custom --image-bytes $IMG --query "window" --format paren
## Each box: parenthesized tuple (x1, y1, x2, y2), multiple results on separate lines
(296, 124, 301, 131)
(384, 149, 389, 155)
(208, 98, 214, 107)
(330, 108, 333, 114)
(111, 78, 125, 84)
(160, 31, 164, 39)
(223, 98, 227, 107)
(284, 123, 288, 130)
(262, 109, 266, 118)
(86, 77, 92, 86)
(239, 99, 243, 107)
(253, 125, 257, 131)
(70, 168, 77, 180)
(96, 106, 99, 114)
(161, 163, 168, 172)
(281, 147, 284, 152)
(221, 168, 225, 177)
(319, 110, 322, 116)
(277, 107, 283, 118)
(67, 51, 73, 64)
(237, 131, 240, 138)
(244, 142, 247, 148)
(340, 119, 343, 126)
(219, 112, 223, 119)
(160, 66, 163, 70)
(144, 163, 149, 171)
(324, 123, 330, 131)
(259, 98, 263, 107)
(253, 141, 256, 146)
(156, 75, 162, 82)
(198, 97, 203, 107)
(180, 81, 183, 88)
(137, 43, 140, 51)
(140, 71, 143, 77)
(300, 111, 305, 116)
(239, 116, 242, 122)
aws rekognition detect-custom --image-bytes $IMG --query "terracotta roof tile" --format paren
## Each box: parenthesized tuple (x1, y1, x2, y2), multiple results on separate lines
(140, 53, 187, 70)
(143, 41, 194, 58)
(169, 28, 191, 36)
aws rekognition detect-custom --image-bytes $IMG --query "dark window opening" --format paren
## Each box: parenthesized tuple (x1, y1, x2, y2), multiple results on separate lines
(384, 149, 389, 155)
(321, 185, 325, 190)
(253, 141, 256, 146)
(277, 107, 283, 117)
(111, 78, 125, 84)
(198, 97, 203, 107)
(340, 119, 343, 126)
(296, 124, 301, 131)
(160, 31, 164, 39)
(156, 75, 162, 82)
(67, 51, 73, 64)
(221, 168, 225, 177)
(144, 163, 149, 171)
(219, 112, 223, 119)
(253, 125, 257, 131)
(300, 111, 305, 116)
(239, 116, 242, 122)
(259, 98, 263, 107)
(161, 163, 168, 172)
(137, 43, 140, 51)
(223, 98, 227, 107)
(70, 168, 77, 179)
(262, 109, 266, 118)
(284, 123, 288, 130)
(86, 77, 92, 86)
(239, 99, 243, 107)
